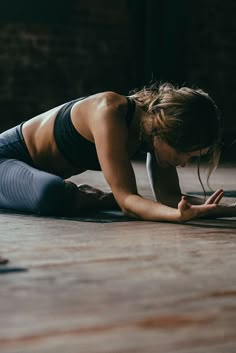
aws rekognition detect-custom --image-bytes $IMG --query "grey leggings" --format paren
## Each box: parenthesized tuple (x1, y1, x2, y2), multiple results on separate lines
(0, 124, 76, 216)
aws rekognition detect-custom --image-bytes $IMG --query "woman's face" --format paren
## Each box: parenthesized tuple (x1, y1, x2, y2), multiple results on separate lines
(153, 137, 209, 168)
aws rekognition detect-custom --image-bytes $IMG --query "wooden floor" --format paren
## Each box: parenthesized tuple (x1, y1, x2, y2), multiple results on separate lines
(0, 162, 236, 353)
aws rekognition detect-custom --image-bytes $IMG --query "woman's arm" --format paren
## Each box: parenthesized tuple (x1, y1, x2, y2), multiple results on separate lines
(146, 152, 208, 206)
(146, 151, 182, 207)
(90, 94, 236, 222)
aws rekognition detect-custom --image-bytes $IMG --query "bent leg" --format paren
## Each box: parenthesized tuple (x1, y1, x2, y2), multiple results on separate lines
(0, 159, 76, 216)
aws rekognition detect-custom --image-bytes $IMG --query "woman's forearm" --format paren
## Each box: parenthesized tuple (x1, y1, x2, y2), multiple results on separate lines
(121, 194, 236, 222)
(122, 194, 179, 222)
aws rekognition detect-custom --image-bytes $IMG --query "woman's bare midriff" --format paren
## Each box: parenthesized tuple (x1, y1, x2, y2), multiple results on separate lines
(22, 104, 86, 179)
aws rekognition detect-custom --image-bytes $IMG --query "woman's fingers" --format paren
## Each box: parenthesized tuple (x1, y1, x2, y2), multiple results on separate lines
(177, 193, 224, 222)
(213, 191, 224, 204)
(205, 189, 224, 205)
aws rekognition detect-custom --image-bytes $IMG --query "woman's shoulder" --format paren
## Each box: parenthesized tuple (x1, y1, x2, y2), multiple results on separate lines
(89, 91, 128, 114)
(72, 92, 129, 131)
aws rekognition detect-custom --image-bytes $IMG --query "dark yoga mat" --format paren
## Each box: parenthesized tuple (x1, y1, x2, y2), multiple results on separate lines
(0, 208, 134, 223)
(59, 210, 134, 223)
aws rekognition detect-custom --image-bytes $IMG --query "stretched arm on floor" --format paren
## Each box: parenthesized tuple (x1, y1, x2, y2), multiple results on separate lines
(87, 96, 235, 222)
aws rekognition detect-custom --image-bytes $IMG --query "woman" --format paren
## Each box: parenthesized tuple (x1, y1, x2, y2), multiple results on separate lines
(0, 82, 235, 221)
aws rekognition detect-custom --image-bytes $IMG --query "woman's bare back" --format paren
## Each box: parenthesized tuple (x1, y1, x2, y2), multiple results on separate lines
(21, 93, 138, 178)
(22, 103, 83, 178)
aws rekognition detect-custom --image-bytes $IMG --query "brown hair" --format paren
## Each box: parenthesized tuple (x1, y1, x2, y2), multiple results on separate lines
(131, 82, 222, 189)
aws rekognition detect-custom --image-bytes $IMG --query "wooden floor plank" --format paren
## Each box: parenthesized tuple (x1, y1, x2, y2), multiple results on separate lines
(0, 162, 236, 353)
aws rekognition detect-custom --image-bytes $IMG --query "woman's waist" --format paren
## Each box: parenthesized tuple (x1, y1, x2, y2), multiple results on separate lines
(22, 112, 102, 174)
(0, 124, 34, 164)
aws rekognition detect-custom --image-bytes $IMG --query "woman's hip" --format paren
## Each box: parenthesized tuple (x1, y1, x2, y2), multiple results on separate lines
(0, 124, 34, 165)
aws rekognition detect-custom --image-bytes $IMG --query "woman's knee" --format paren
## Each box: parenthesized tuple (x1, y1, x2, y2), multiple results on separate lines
(36, 176, 75, 216)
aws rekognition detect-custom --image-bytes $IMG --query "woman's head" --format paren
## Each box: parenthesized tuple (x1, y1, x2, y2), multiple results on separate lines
(131, 82, 222, 191)
(131, 82, 222, 154)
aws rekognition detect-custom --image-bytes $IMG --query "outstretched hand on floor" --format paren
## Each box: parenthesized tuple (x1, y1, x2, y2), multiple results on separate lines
(177, 189, 225, 221)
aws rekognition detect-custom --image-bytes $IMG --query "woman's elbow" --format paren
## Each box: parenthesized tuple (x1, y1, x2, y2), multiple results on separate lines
(121, 207, 140, 219)
(120, 198, 141, 219)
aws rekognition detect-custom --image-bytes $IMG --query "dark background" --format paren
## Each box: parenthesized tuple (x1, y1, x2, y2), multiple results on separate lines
(0, 0, 235, 158)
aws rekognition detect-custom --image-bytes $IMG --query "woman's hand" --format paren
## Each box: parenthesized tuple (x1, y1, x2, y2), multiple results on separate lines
(177, 189, 225, 222)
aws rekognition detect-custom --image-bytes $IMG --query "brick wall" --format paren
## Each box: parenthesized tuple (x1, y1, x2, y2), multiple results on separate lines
(0, 0, 139, 130)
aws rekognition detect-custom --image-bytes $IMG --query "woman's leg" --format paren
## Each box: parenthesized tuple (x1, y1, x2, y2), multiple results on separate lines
(0, 124, 119, 216)
(0, 159, 76, 216)
(0, 159, 119, 216)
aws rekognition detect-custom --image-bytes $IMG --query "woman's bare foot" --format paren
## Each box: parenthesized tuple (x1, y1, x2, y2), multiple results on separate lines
(77, 184, 119, 210)
(65, 182, 119, 212)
